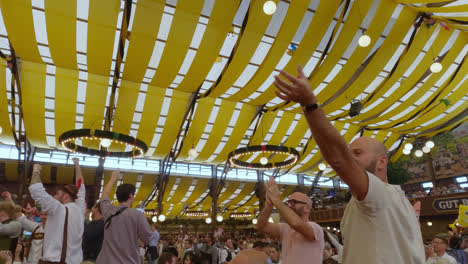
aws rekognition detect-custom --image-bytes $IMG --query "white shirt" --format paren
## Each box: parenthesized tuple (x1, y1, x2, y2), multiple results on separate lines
(341, 171, 425, 264)
(30, 183, 86, 264)
(426, 253, 457, 264)
(18, 216, 45, 264)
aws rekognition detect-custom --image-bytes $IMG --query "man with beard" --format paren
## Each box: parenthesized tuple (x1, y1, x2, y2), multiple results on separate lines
(257, 179, 324, 264)
(272, 65, 425, 263)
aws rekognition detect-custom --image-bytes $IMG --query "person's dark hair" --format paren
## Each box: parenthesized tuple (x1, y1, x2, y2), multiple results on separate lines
(253, 241, 268, 249)
(449, 235, 463, 249)
(116, 183, 136, 203)
(269, 242, 280, 252)
(434, 234, 449, 245)
(164, 246, 178, 258)
(183, 252, 198, 264)
(158, 252, 174, 264)
(186, 239, 193, 245)
(58, 184, 78, 201)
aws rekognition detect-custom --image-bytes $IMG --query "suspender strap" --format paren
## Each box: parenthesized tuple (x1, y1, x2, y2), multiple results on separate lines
(104, 207, 127, 229)
(26, 225, 42, 259)
(61, 207, 68, 263)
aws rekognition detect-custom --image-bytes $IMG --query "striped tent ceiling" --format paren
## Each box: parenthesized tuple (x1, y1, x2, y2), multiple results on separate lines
(0, 0, 467, 181)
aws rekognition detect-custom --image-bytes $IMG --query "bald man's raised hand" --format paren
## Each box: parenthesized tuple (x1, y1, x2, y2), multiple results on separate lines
(274, 65, 317, 106)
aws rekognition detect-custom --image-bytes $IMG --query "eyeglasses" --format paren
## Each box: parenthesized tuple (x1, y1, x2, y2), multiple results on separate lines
(285, 199, 308, 206)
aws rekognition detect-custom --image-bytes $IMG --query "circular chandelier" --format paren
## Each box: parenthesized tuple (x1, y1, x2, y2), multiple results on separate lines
(59, 129, 148, 158)
(228, 145, 300, 170)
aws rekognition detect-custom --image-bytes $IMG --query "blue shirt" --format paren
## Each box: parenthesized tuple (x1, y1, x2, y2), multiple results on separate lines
(149, 230, 160, 247)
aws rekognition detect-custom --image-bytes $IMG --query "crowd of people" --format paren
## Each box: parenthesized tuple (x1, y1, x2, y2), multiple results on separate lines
(406, 185, 466, 199)
(0, 65, 461, 264)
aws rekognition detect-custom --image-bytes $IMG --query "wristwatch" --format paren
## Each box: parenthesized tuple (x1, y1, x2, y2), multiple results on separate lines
(301, 103, 319, 112)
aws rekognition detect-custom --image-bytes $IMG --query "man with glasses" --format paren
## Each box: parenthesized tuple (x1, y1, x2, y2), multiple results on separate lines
(257, 177, 324, 264)
(272, 65, 425, 263)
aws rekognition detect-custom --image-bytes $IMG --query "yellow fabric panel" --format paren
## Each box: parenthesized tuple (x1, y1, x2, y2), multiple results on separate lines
(177, 0, 240, 92)
(227, 0, 310, 101)
(424, 116, 468, 138)
(324, 5, 416, 114)
(344, 124, 361, 143)
(111, 80, 140, 151)
(162, 176, 177, 202)
(212, 104, 257, 163)
(251, 0, 343, 105)
(56, 166, 73, 184)
(347, 25, 437, 122)
(362, 130, 374, 138)
(178, 97, 216, 160)
(0, 63, 14, 144)
(391, 147, 404, 163)
(54, 67, 78, 149)
(134, 174, 157, 204)
(122, 0, 164, 82)
(409, 4, 468, 13)
(281, 117, 309, 148)
(44, 0, 77, 69)
(373, 130, 388, 143)
(168, 203, 184, 217)
(310, 0, 373, 103)
(0, 0, 42, 62)
(5, 162, 17, 182)
(83, 73, 108, 129)
(21, 61, 48, 148)
(395, 0, 457, 3)
(280, 185, 296, 201)
(293, 137, 317, 167)
(150, 0, 205, 88)
(294, 153, 322, 173)
(83, 73, 108, 149)
(136, 85, 165, 152)
(122, 172, 139, 185)
(359, 28, 453, 125)
(87, 0, 120, 75)
(207, 0, 278, 98)
(368, 33, 467, 128)
(201, 195, 212, 212)
(243, 194, 258, 207)
(184, 178, 210, 204)
(267, 112, 296, 145)
(249, 111, 276, 147)
(225, 182, 256, 207)
(81, 168, 95, 186)
(153, 90, 191, 158)
(40, 165, 52, 184)
(166, 176, 193, 204)
(384, 132, 401, 151)
(195, 100, 236, 162)
(217, 181, 241, 204)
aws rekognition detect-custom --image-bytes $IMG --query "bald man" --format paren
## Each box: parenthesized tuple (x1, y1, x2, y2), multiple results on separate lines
(257, 179, 324, 264)
(272, 65, 425, 263)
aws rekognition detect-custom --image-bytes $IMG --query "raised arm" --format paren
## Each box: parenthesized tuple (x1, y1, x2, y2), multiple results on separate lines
(273, 65, 368, 200)
(72, 158, 86, 213)
(2, 192, 39, 232)
(256, 191, 280, 239)
(101, 170, 119, 200)
(265, 177, 316, 242)
(29, 164, 62, 214)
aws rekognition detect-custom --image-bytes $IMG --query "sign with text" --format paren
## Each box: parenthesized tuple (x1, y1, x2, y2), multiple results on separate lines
(433, 196, 468, 212)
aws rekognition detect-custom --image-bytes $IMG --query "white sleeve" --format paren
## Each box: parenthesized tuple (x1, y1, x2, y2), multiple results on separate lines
(0, 220, 21, 236)
(17, 215, 40, 232)
(219, 248, 228, 263)
(29, 183, 63, 215)
(77, 184, 86, 214)
(356, 171, 387, 211)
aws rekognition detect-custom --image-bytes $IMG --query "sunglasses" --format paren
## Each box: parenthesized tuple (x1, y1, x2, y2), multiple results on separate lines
(285, 199, 308, 206)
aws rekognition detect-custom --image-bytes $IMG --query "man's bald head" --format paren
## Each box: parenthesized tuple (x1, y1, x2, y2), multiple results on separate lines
(350, 137, 389, 181)
(289, 192, 312, 207)
(229, 249, 269, 264)
(351, 137, 388, 158)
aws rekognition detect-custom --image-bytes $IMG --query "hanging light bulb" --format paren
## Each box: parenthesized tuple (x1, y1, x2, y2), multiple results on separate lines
(188, 148, 197, 157)
(402, 148, 411, 155)
(422, 146, 431, 153)
(427, 221, 433, 227)
(318, 163, 326, 171)
(425, 141, 435, 149)
(404, 143, 413, 150)
(205, 217, 212, 224)
(263, 1, 277, 15)
(268, 217, 274, 223)
(252, 219, 258, 225)
(100, 138, 112, 148)
(152, 216, 157, 223)
(216, 215, 223, 222)
(430, 62, 442, 73)
(358, 34, 371, 47)
(158, 214, 166, 222)
(260, 157, 268, 165)
(415, 150, 423, 157)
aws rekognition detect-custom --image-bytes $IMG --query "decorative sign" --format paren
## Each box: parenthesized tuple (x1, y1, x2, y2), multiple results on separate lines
(433, 196, 468, 212)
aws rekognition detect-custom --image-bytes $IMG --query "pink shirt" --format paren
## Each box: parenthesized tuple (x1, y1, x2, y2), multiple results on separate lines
(279, 221, 324, 264)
